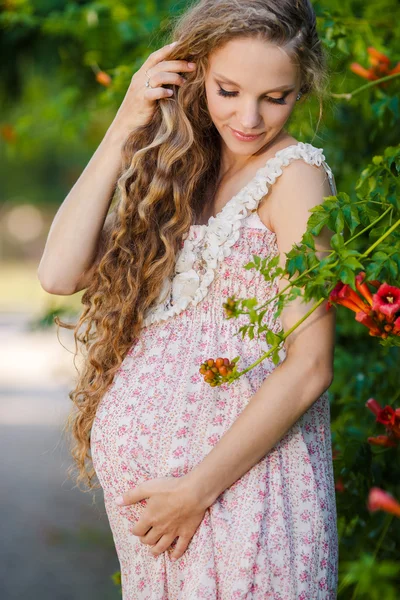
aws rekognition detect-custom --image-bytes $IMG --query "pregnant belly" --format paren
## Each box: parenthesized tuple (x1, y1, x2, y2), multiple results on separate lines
(91, 359, 263, 492)
(90, 313, 277, 498)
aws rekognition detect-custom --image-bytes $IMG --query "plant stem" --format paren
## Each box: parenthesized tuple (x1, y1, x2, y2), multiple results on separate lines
(342, 207, 393, 247)
(331, 72, 400, 100)
(360, 218, 400, 257)
(350, 513, 394, 600)
(373, 513, 395, 561)
(233, 298, 325, 377)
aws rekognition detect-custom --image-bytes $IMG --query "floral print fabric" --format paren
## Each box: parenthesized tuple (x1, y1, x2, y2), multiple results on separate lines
(90, 142, 339, 599)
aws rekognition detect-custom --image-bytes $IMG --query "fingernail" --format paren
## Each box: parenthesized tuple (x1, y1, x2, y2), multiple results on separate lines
(170, 41, 178, 47)
(188, 63, 196, 68)
(115, 496, 124, 505)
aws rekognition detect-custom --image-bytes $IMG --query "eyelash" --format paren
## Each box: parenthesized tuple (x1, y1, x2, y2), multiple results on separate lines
(217, 86, 288, 105)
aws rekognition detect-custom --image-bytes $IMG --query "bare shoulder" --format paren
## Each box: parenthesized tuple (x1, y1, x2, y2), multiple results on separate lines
(271, 157, 332, 214)
(264, 156, 333, 256)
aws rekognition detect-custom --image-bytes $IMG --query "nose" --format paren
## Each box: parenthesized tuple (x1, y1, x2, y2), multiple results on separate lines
(238, 100, 263, 130)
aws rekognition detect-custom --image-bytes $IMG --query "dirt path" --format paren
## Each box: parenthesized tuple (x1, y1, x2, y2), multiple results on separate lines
(0, 313, 120, 600)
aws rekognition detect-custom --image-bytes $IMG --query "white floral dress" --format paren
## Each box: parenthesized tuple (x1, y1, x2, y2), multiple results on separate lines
(91, 142, 339, 599)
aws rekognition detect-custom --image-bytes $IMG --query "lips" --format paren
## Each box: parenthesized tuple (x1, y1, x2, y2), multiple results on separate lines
(229, 127, 264, 141)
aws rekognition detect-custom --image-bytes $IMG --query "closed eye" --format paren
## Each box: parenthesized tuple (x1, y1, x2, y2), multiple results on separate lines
(217, 85, 288, 105)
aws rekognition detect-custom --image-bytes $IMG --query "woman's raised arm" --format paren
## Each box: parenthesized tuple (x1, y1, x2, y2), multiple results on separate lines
(37, 40, 195, 296)
(37, 125, 125, 295)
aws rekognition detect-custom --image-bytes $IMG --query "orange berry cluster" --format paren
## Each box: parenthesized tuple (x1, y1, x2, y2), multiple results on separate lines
(223, 296, 238, 318)
(199, 357, 235, 386)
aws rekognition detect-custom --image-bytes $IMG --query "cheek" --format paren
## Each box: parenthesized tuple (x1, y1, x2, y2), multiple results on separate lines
(205, 87, 232, 120)
(262, 103, 294, 126)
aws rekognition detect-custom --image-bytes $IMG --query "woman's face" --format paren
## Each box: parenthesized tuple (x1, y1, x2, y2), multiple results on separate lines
(204, 37, 301, 161)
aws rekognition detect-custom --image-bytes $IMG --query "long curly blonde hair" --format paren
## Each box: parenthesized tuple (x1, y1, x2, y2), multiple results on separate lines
(56, 0, 329, 491)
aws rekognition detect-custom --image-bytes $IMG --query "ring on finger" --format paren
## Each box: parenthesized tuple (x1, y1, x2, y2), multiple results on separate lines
(145, 69, 153, 89)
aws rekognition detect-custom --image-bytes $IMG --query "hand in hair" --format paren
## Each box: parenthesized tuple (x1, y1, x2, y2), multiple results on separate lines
(113, 41, 196, 132)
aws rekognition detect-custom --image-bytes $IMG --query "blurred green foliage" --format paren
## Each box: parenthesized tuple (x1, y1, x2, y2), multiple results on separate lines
(2, 0, 400, 598)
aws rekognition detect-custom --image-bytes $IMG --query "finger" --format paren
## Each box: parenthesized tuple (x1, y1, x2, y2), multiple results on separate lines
(145, 42, 179, 70)
(146, 71, 186, 90)
(138, 527, 162, 546)
(116, 484, 148, 506)
(169, 535, 191, 561)
(151, 60, 197, 74)
(149, 534, 177, 557)
(144, 87, 175, 101)
(130, 517, 153, 537)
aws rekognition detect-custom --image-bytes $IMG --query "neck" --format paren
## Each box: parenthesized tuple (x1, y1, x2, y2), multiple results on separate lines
(219, 129, 288, 177)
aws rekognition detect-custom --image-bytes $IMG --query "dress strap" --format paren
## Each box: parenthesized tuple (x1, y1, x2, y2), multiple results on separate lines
(143, 142, 334, 327)
(321, 160, 337, 196)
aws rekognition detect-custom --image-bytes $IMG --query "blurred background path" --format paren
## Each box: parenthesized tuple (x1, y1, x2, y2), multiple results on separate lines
(0, 311, 120, 600)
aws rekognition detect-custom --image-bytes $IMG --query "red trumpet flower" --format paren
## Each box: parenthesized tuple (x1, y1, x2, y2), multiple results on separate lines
(0, 124, 16, 142)
(335, 478, 345, 493)
(355, 272, 374, 305)
(394, 316, 400, 335)
(355, 311, 382, 337)
(366, 398, 400, 444)
(327, 281, 371, 313)
(367, 435, 398, 448)
(96, 71, 112, 87)
(372, 283, 400, 318)
(376, 405, 396, 427)
(367, 47, 391, 67)
(328, 275, 400, 339)
(350, 63, 379, 81)
(350, 47, 400, 86)
(366, 397, 382, 416)
(367, 487, 400, 518)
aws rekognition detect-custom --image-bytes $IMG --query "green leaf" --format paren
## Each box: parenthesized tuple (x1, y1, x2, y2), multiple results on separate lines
(365, 262, 384, 281)
(302, 232, 316, 250)
(342, 204, 361, 235)
(388, 259, 398, 278)
(338, 266, 356, 287)
(271, 348, 281, 365)
(343, 256, 364, 270)
(243, 262, 255, 270)
(330, 233, 345, 253)
(308, 211, 330, 236)
(335, 210, 345, 234)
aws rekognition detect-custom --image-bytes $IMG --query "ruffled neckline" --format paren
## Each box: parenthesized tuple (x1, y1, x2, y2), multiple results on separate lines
(188, 142, 322, 230)
(143, 142, 326, 327)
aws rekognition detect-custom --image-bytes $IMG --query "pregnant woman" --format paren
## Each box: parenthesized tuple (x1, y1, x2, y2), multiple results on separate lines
(38, 0, 339, 597)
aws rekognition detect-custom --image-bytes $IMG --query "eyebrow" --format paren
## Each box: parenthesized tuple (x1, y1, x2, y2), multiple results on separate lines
(213, 72, 295, 94)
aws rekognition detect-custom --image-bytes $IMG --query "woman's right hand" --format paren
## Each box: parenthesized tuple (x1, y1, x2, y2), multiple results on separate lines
(112, 42, 197, 133)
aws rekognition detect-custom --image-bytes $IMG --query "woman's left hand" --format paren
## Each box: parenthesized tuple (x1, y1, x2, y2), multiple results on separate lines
(115, 475, 209, 561)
